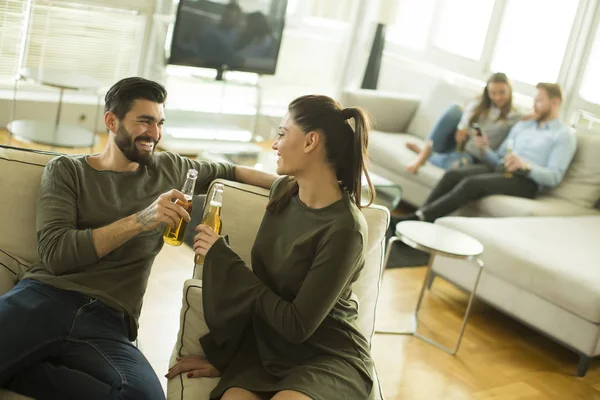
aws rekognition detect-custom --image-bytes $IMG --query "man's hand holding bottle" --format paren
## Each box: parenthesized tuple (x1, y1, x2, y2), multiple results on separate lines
(136, 189, 191, 232)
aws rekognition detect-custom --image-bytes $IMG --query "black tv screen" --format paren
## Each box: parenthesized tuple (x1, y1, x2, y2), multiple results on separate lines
(168, 0, 288, 76)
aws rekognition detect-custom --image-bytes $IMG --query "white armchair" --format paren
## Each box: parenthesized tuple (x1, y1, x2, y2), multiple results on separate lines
(167, 180, 390, 400)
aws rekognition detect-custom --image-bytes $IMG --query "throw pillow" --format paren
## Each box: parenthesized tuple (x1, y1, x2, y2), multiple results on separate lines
(550, 129, 600, 208)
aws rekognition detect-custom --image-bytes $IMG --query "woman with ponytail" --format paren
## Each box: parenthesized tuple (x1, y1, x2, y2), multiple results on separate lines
(168, 95, 376, 399)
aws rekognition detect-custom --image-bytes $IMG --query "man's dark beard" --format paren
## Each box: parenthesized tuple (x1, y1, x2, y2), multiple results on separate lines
(535, 109, 551, 122)
(114, 124, 157, 167)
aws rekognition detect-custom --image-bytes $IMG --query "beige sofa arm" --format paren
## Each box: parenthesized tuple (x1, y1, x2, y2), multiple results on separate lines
(167, 279, 219, 399)
(341, 89, 421, 133)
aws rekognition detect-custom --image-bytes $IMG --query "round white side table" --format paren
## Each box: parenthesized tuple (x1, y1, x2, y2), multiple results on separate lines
(380, 220, 484, 355)
(8, 67, 101, 150)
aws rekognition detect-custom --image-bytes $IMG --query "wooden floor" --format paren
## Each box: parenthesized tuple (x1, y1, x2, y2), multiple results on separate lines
(3, 131, 600, 399)
(373, 268, 600, 400)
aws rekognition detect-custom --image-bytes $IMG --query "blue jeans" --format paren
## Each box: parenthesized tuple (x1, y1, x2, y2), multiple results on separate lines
(0, 279, 165, 400)
(427, 104, 473, 169)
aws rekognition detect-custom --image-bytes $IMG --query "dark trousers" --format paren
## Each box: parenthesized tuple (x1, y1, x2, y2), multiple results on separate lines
(0, 279, 165, 400)
(421, 165, 539, 221)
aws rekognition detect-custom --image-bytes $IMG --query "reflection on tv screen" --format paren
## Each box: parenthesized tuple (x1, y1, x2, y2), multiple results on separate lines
(169, 0, 288, 75)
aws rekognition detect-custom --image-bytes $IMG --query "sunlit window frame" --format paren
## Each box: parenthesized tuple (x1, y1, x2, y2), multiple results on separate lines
(385, 0, 600, 122)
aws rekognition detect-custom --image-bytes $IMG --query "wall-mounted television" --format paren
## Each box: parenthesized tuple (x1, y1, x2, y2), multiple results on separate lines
(168, 0, 288, 78)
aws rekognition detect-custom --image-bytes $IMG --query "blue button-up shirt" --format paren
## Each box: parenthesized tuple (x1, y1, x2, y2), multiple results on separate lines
(483, 119, 576, 188)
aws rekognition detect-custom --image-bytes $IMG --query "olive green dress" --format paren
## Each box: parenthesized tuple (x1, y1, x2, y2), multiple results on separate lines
(201, 177, 374, 400)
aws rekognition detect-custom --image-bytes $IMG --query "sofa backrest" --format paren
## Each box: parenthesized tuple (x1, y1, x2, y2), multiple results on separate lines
(0, 145, 59, 295)
(406, 79, 481, 140)
(549, 129, 600, 209)
(197, 179, 390, 345)
(341, 89, 421, 133)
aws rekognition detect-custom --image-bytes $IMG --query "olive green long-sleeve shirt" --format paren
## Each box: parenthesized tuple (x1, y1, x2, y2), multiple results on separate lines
(201, 177, 374, 399)
(21, 152, 236, 340)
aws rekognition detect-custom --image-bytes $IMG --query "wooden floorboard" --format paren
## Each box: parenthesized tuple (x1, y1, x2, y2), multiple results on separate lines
(4, 130, 599, 399)
(373, 268, 600, 399)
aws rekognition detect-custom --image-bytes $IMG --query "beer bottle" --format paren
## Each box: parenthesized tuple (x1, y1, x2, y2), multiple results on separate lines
(504, 138, 514, 178)
(163, 169, 197, 246)
(194, 183, 224, 269)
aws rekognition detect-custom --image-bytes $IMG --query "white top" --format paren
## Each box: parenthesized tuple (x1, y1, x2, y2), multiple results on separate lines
(457, 99, 522, 157)
(21, 67, 100, 91)
(395, 221, 484, 258)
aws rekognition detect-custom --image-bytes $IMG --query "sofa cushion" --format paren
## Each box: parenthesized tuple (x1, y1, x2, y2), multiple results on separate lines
(369, 131, 445, 189)
(191, 180, 270, 279)
(168, 279, 219, 399)
(406, 79, 479, 140)
(0, 146, 58, 264)
(341, 89, 420, 133)
(459, 194, 600, 218)
(352, 205, 389, 342)
(549, 130, 600, 209)
(436, 216, 600, 323)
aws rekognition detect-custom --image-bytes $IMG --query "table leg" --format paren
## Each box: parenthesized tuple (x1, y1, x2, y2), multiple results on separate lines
(375, 237, 428, 335)
(382, 235, 401, 270)
(8, 78, 19, 146)
(91, 93, 100, 153)
(377, 254, 484, 356)
(52, 88, 65, 151)
(414, 257, 484, 355)
(414, 253, 436, 319)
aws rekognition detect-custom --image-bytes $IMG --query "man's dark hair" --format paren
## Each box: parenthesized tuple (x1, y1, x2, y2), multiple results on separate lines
(104, 77, 167, 120)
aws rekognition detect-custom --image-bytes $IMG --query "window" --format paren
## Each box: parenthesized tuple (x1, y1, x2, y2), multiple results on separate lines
(490, 0, 579, 84)
(286, 0, 297, 16)
(432, 0, 495, 60)
(579, 27, 600, 105)
(0, 0, 28, 85)
(0, 0, 151, 87)
(387, 0, 435, 50)
(308, 0, 358, 23)
(284, 0, 358, 24)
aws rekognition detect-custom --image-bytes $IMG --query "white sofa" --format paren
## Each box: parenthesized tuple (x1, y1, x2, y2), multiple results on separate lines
(431, 215, 600, 376)
(167, 179, 390, 400)
(341, 81, 600, 218)
(342, 81, 600, 377)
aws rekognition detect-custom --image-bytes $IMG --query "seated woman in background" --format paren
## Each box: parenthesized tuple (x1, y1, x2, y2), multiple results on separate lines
(167, 95, 376, 400)
(405, 72, 522, 174)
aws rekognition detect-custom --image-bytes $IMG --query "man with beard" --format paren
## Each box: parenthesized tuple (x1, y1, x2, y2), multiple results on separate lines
(0, 77, 277, 399)
(390, 82, 576, 226)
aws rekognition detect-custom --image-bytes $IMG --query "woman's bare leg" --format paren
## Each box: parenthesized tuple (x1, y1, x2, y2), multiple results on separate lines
(405, 141, 433, 174)
(222, 387, 267, 400)
(271, 390, 313, 400)
(405, 142, 422, 153)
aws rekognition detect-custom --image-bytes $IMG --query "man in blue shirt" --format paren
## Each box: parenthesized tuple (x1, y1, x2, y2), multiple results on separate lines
(392, 82, 576, 225)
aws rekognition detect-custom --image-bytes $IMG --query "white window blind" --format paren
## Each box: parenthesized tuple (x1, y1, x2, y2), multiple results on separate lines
(0, 0, 152, 87)
(0, 0, 28, 84)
